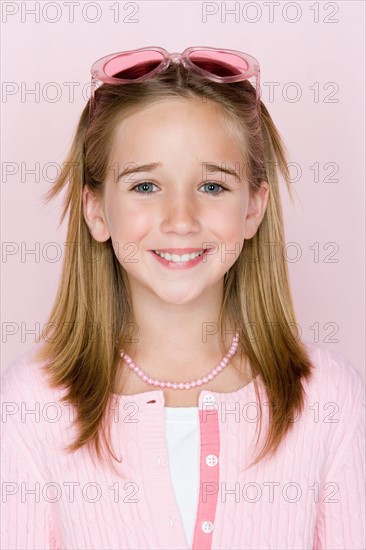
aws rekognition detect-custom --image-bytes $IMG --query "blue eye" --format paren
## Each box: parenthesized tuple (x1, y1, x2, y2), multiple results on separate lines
(130, 181, 228, 195)
(131, 181, 158, 194)
(201, 182, 227, 195)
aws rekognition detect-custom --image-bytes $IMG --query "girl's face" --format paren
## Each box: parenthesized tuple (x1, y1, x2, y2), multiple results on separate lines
(83, 98, 269, 305)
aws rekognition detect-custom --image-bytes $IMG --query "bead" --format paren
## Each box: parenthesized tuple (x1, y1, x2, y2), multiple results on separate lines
(119, 333, 239, 391)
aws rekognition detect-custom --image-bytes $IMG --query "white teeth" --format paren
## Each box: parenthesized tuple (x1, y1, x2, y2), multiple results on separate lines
(154, 250, 205, 262)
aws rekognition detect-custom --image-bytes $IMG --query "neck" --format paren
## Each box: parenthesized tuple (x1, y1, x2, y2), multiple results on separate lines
(119, 277, 239, 382)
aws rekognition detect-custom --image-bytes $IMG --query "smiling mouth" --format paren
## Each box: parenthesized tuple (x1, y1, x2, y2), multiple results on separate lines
(153, 249, 208, 262)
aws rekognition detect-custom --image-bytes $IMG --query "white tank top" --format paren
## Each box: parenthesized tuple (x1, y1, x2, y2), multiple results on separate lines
(164, 406, 200, 547)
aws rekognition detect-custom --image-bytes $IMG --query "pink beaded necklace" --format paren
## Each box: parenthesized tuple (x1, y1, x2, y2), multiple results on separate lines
(119, 332, 239, 390)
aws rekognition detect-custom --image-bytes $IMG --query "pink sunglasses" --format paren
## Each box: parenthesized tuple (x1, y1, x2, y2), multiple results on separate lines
(88, 46, 261, 123)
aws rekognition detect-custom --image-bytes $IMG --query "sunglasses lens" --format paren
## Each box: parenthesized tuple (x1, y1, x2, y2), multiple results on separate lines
(104, 51, 165, 80)
(188, 50, 250, 78)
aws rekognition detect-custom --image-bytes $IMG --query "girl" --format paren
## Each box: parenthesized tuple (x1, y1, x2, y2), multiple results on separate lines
(1, 46, 365, 550)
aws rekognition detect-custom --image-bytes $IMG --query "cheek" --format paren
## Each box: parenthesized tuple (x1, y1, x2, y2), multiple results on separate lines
(108, 202, 153, 242)
(211, 203, 245, 235)
(212, 206, 246, 260)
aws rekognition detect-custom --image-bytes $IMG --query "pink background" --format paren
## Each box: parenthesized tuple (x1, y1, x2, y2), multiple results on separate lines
(1, 1, 365, 378)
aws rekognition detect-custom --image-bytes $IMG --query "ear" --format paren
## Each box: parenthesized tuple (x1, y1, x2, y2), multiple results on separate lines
(244, 181, 270, 239)
(82, 185, 111, 242)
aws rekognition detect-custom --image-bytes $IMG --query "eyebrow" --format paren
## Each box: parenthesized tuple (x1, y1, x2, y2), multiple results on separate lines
(116, 162, 240, 181)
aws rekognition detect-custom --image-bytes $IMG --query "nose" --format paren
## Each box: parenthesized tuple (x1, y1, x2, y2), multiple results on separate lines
(160, 192, 201, 234)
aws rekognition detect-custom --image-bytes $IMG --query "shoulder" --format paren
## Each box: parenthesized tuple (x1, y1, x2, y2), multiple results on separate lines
(301, 339, 365, 405)
(300, 340, 365, 470)
(1, 344, 65, 410)
(1, 346, 66, 482)
(1, 345, 73, 462)
(298, 344, 365, 548)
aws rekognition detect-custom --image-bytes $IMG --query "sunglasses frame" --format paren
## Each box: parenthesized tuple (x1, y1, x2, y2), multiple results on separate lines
(88, 46, 261, 123)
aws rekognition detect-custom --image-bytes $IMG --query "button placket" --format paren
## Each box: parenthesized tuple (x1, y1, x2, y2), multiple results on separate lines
(192, 392, 220, 550)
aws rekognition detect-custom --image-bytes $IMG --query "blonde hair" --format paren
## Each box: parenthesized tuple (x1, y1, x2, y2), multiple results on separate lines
(33, 61, 315, 471)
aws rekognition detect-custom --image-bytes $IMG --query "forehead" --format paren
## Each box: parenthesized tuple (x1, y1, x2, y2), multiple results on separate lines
(109, 98, 246, 163)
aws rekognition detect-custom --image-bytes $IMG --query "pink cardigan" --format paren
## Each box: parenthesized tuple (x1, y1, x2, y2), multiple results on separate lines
(1, 341, 365, 549)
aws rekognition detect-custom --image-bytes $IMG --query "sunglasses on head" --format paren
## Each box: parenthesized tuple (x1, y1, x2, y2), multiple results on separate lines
(88, 46, 261, 123)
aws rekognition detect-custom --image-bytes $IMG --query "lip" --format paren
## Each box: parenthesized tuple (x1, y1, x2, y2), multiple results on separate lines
(150, 249, 210, 270)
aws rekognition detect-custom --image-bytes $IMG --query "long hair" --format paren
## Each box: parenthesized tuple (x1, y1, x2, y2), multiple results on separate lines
(33, 60, 315, 471)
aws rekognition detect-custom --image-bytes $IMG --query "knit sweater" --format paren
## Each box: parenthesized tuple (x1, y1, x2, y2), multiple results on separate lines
(1, 341, 365, 550)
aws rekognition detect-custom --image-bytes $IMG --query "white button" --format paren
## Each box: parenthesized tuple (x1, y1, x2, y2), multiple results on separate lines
(156, 456, 162, 465)
(206, 454, 218, 467)
(169, 516, 174, 527)
(203, 393, 216, 404)
(202, 520, 214, 534)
